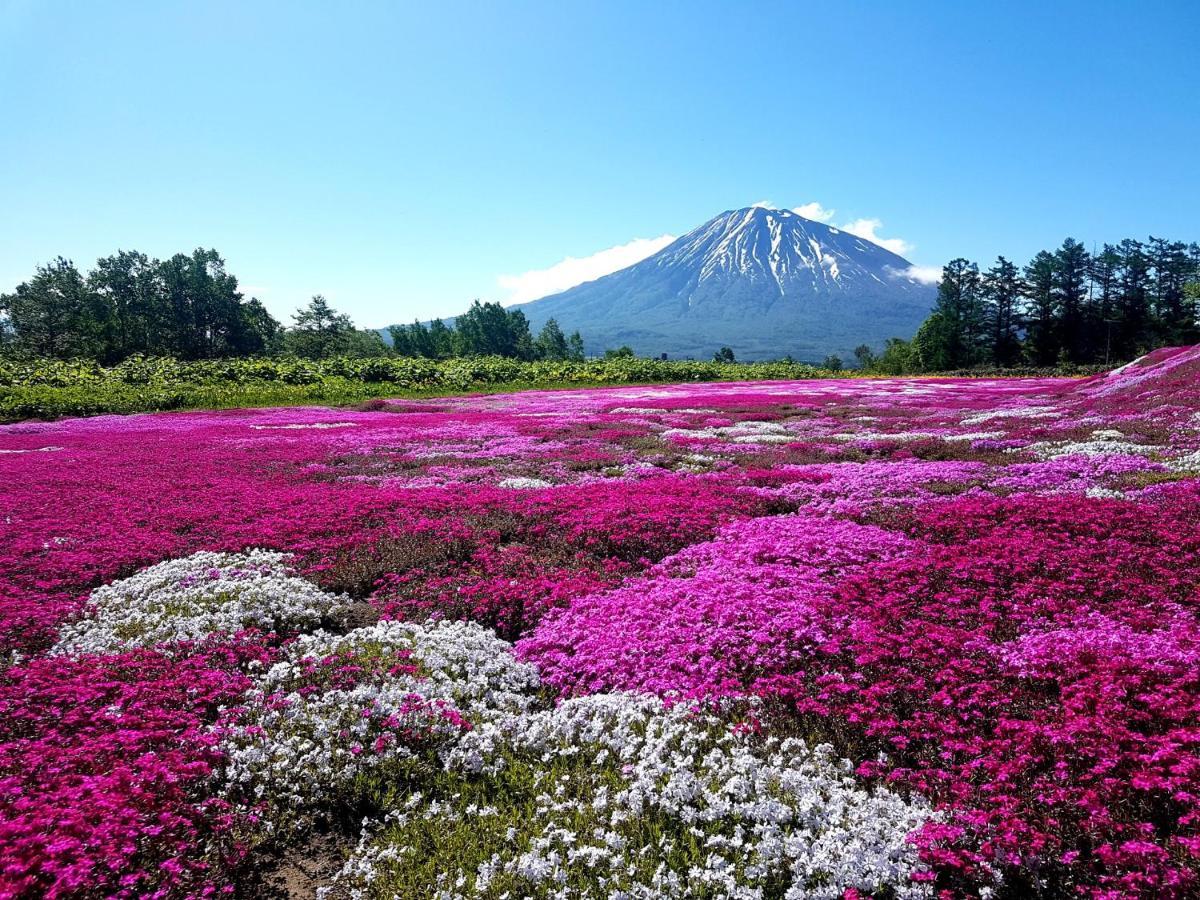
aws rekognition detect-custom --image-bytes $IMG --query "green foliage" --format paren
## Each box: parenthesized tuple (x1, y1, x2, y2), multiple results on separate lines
(871, 234, 1200, 375)
(0, 354, 840, 421)
(388, 304, 580, 363)
(281, 295, 391, 359)
(712, 346, 736, 363)
(452, 300, 537, 359)
(865, 338, 916, 375)
(1, 258, 96, 358)
(534, 318, 570, 361)
(1, 248, 280, 363)
(921, 258, 985, 370)
(566, 330, 585, 361)
(982, 256, 1022, 367)
(820, 354, 843, 372)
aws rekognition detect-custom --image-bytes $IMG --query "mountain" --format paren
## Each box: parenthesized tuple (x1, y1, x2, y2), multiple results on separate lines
(511, 206, 936, 361)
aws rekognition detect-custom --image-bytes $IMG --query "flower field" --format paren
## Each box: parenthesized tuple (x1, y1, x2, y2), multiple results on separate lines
(2, 346, 1200, 899)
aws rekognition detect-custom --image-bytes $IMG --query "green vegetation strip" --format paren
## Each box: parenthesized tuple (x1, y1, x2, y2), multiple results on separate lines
(0, 355, 843, 421)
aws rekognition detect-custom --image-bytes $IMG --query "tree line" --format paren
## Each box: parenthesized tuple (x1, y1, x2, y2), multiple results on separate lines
(0, 250, 587, 363)
(0, 250, 281, 362)
(6, 238, 1198, 372)
(388, 301, 585, 361)
(858, 235, 1200, 374)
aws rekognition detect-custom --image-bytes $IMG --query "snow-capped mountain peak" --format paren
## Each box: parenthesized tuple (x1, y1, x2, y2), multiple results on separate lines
(425, 206, 937, 362)
(651, 206, 923, 296)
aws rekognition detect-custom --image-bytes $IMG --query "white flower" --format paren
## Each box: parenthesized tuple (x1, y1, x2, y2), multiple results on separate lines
(498, 476, 554, 489)
(335, 693, 938, 899)
(52, 549, 347, 656)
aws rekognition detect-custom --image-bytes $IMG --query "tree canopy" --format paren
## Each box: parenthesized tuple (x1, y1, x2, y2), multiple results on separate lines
(1, 249, 280, 362)
(870, 235, 1200, 373)
(387, 303, 586, 362)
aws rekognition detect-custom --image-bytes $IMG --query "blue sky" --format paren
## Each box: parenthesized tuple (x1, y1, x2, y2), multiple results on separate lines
(2, 0, 1197, 327)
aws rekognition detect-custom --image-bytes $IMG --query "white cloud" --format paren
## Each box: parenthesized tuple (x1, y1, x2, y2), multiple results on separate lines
(498, 234, 676, 304)
(837, 217, 913, 256)
(750, 199, 776, 208)
(790, 202, 836, 223)
(897, 264, 942, 285)
(776, 201, 914, 256)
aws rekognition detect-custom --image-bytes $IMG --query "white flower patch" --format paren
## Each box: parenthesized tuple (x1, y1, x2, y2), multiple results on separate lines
(0, 445, 64, 454)
(608, 407, 720, 416)
(262, 620, 541, 720)
(218, 621, 541, 831)
(337, 693, 937, 900)
(663, 420, 796, 445)
(1166, 449, 1200, 473)
(220, 680, 469, 832)
(1025, 439, 1160, 460)
(52, 550, 347, 656)
(830, 431, 936, 443)
(249, 422, 359, 430)
(960, 405, 1061, 426)
(732, 433, 799, 444)
(497, 476, 554, 489)
(944, 431, 1006, 442)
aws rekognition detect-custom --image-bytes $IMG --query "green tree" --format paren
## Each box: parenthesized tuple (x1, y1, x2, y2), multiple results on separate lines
(2, 257, 96, 358)
(604, 345, 635, 359)
(821, 354, 843, 372)
(911, 312, 952, 371)
(1052, 238, 1091, 363)
(88, 250, 162, 360)
(853, 344, 876, 370)
(1148, 236, 1199, 345)
(1023, 251, 1058, 365)
(871, 338, 915, 375)
(981, 256, 1023, 367)
(1089, 244, 1122, 365)
(229, 297, 282, 355)
(535, 318, 570, 360)
(292, 294, 352, 333)
(916, 258, 984, 370)
(155, 248, 254, 359)
(388, 323, 415, 357)
(428, 319, 455, 358)
(454, 301, 536, 359)
(286, 295, 357, 359)
(1114, 239, 1151, 359)
(712, 346, 736, 363)
(403, 320, 435, 357)
(566, 330, 586, 361)
(508, 310, 537, 361)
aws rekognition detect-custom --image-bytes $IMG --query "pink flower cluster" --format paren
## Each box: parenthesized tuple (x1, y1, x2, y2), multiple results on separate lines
(0, 640, 269, 898)
(2, 345, 1200, 896)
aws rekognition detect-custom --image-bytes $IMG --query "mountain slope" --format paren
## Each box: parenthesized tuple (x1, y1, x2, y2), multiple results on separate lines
(512, 206, 936, 361)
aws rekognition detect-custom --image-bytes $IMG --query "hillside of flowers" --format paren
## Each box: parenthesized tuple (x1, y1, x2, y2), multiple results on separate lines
(2, 345, 1200, 899)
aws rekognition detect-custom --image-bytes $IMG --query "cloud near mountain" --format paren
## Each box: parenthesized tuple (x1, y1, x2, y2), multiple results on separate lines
(497, 234, 676, 304)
